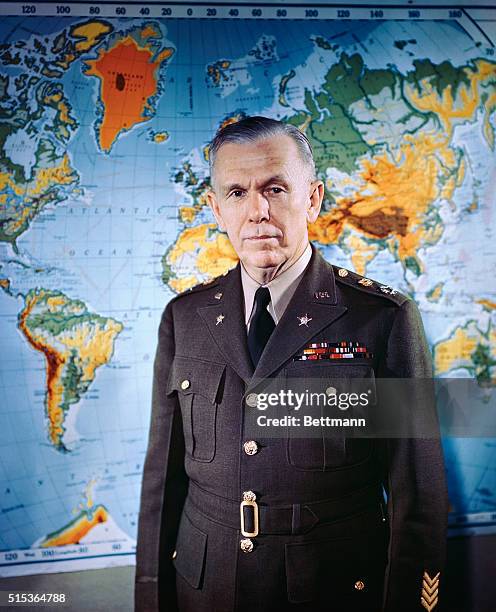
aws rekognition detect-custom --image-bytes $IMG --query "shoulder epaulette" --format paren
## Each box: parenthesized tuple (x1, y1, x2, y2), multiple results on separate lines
(332, 265, 409, 306)
(171, 275, 221, 301)
(169, 264, 240, 301)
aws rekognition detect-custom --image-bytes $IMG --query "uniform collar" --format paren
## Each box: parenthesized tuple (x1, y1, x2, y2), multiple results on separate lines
(198, 243, 344, 386)
(240, 242, 312, 325)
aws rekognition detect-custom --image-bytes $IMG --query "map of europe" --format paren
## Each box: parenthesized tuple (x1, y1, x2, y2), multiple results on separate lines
(0, 14, 495, 575)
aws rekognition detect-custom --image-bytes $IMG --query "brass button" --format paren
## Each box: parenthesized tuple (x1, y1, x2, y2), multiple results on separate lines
(354, 580, 365, 590)
(243, 440, 259, 455)
(180, 379, 190, 390)
(172, 550, 177, 559)
(240, 538, 254, 553)
(242, 490, 256, 502)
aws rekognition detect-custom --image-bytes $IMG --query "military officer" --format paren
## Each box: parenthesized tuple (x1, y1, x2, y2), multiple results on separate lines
(135, 116, 448, 612)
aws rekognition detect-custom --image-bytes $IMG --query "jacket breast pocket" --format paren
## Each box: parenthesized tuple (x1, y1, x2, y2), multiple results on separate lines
(167, 356, 226, 462)
(284, 363, 375, 471)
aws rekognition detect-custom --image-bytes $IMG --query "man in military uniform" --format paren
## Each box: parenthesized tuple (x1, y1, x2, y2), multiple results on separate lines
(135, 117, 448, 612)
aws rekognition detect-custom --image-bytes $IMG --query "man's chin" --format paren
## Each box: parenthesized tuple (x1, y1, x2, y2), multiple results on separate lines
(242, 248, 284, 270)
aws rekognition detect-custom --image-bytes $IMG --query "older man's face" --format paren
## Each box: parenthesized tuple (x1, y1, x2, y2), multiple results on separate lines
(207, 134, 323, 272)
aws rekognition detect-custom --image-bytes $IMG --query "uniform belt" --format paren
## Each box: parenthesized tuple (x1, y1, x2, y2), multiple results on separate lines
(187, 480, 385, 536)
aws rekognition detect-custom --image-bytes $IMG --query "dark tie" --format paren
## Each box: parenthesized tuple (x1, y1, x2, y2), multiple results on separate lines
(247, 286, 276, 368)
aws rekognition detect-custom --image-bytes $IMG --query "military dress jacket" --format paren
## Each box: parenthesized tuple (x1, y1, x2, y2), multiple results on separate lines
(134, 243, 448, 612)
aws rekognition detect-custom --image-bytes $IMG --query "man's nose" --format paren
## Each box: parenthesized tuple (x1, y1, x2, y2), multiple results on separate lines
(247, 191, 270, 222)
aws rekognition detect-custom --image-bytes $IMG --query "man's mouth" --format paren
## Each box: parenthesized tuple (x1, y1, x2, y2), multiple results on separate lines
(247, 235, 277, 240)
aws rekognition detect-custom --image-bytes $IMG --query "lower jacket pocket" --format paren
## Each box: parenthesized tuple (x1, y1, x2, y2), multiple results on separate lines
(173, 511, 208, 589)
(285, 518, 387, 606)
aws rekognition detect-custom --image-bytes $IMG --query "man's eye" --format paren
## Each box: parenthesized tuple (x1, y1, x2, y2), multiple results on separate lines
(231, 190, 244, 198)
(269, 187, 283, 194)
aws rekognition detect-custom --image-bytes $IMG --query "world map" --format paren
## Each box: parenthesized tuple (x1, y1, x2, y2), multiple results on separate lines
(0, 13, 495, 575)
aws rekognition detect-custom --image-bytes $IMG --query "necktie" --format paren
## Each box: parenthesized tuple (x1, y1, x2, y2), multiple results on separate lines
(247, 286, 276, 367)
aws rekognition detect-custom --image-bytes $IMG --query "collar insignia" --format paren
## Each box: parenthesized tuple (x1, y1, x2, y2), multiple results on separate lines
(297, 314, 312, 327)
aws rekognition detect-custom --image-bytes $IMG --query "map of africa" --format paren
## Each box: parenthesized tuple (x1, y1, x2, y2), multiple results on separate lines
(0, 12, 495, 575)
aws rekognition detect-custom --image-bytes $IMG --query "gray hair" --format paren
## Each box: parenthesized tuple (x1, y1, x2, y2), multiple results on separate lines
(208, 116, 316, 184)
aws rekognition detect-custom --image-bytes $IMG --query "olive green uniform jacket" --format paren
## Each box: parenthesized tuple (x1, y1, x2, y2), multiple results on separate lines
(135, 243, 448, 612)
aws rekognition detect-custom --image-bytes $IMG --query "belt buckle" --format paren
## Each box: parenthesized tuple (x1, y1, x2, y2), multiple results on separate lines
(240, 491, 259, 537)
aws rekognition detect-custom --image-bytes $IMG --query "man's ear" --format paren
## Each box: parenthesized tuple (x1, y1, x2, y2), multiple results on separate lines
(207, 189, 226, 232)
(306, 180, 324, 223)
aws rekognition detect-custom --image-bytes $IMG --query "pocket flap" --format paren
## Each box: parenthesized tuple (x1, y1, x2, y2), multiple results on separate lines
(173, 511, 207, 589)
(166, 356, 226, 404)
(285, 523, 387, 604)
(286, 363, 376, 403)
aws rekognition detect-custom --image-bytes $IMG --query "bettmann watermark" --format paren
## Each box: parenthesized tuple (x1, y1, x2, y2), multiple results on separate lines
(242, 377, 496, 438)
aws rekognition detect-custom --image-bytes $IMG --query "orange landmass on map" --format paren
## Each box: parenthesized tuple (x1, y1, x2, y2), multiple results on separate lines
(167, 224, 238, 292)
(309, 131, 462, 270)
(477, 299, 496, 311)
(434, 325, 479, 376)
(41, 505, 108, 547)
(84, 36, 174, 151)
(141, 24, 160, 39)
(69, 20, 113, 54)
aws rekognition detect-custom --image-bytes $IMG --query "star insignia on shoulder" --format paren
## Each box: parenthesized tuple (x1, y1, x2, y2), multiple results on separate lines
(216, 314, 225, 325)
(334, 265, 404, 305)
(379, 284, 397, 295)
(297, 314, 312, 327)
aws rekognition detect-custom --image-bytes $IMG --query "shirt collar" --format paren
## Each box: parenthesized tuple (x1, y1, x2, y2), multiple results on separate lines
(240, 242, 312, 325)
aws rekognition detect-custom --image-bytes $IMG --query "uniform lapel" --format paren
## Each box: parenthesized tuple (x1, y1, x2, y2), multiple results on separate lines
(250, 245, 347, 386)
(197, 264, 255, 383)
(197, 245, 347, 388)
